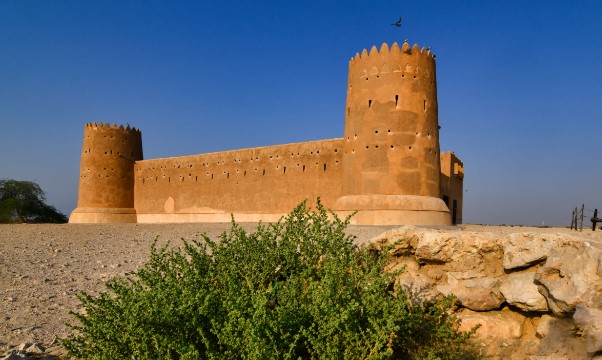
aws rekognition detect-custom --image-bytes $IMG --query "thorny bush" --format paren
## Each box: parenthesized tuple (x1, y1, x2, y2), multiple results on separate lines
(63, 200, 481, 359)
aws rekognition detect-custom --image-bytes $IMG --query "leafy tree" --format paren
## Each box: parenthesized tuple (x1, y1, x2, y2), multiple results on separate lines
(0, 179, 68, 223)
(63, 201, 480, 359)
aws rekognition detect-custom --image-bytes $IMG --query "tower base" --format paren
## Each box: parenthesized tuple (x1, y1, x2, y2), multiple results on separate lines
(334, 195, 451, 226)
(69, 207, 138, 224)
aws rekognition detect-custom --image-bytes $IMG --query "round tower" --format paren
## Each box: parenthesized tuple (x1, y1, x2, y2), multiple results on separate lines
(334, 41, 450, 225)
(69, 122, 143, 223)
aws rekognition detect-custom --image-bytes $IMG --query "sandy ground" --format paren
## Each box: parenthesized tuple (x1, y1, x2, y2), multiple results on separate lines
(1, 222, 601, 357)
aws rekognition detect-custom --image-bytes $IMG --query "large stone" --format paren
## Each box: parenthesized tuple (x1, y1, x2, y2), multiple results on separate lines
(457, 307, 524, 354)
(536, 315, 563, 339)
(535, 242, 601, 315)
(385, 256, 420, 273)
(386, 256, 440, 304)
(500, 271, 548, 312)
(24, 343, 44, 354)
(536, 314, 588, 358)
(368, 226, 418, 255)
(437, 276, 505, 311)
(397, 271, 439, 304)
(574, 300, 602, 355)
(414, 232, 461, 262)
(414, 231, 504, 279)
(502, 233, 573, 270)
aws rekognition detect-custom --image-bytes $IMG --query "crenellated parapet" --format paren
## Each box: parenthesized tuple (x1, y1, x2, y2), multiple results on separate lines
(348, 41, 436, 85)
(83, 122, 142, 145)
(82, 122, 142, 158)
(86, 121, 142, 132)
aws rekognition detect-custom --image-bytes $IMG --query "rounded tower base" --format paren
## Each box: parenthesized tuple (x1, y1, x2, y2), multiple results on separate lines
(69, 207, 138, 224)
(334, 195, 451, 226)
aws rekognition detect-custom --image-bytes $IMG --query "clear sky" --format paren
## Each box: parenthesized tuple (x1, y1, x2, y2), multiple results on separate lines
(1, 0, 601, 226)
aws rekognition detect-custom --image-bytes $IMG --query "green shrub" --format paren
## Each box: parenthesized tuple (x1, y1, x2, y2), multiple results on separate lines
(63, 201, 481, 359)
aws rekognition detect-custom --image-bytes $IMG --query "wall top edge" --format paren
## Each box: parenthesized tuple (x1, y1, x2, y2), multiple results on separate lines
(350, 40, 435, 64)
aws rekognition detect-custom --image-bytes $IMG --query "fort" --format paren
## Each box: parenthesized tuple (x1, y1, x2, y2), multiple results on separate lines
(69, 40, 464, 225)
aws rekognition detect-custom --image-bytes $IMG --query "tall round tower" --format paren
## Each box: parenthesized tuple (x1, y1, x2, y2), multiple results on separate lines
(334, 41, 450, 225)
(69, 123, 143, 223)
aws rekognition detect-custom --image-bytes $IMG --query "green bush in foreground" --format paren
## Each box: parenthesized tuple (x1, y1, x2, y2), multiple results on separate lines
(63, 201, 481, 359)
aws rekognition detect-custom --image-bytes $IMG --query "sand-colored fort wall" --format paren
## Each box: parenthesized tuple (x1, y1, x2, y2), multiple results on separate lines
(134, 139, 343, 223)
(70, 40, 463, 226)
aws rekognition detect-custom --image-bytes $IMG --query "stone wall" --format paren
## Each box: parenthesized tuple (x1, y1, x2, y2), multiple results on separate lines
(369, 227, 602, 359)
(134, 139, 343, 222)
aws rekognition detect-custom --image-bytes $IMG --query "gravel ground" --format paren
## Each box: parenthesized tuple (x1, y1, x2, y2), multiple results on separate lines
(1, 222, 601, 357)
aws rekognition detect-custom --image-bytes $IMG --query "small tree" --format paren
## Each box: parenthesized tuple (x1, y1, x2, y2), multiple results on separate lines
(0, 179, 67, 223)
(63, 201, 480, 359)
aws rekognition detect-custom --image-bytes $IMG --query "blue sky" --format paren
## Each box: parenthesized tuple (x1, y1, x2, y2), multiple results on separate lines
(1, 0, 601, 226)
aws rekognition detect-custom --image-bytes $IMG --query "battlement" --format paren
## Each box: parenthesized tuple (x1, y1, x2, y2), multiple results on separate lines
(85, 122, 142, 134)
(348, 41, 435, 82)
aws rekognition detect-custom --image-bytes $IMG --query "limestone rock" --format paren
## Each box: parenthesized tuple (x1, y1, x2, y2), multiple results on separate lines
(536, 314, 561, 339)
(574, 302, 602, 355)
(500, 271, 548, 312)
(414, 231, 504, 279)
(414, 232, 461, 262)
(386, 256, 440, 304)
(418, 263, 447, 283)
(368, 226, 418, 255)
(24, 343, 44, 354)
(437, 276, 505, 311)
(396, 271, 439, 304)
(535, 314, 589, 358)
(535, 242, 601, 315)
(457, 308, 524, 354)
(503, 233, 573, 270)
(385, 256, 420, 273)
(529, 355, 574, 360)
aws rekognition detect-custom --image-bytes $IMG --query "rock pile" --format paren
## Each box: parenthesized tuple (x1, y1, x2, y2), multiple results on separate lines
(370, 227, 602, 360)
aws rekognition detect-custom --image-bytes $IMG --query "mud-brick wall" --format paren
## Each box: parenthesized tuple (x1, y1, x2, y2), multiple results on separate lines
(134, 139, 343, 216)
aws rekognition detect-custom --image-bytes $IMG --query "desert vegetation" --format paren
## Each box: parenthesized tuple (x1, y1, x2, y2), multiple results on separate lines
(0, 179, 67, 223)
(62, 201, 480, 359)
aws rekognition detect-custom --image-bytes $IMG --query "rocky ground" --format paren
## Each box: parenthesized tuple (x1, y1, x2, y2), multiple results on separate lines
(1, 222, 601, 359)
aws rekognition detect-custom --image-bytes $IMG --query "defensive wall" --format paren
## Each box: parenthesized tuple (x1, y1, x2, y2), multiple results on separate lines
(134, 139, 343, 222)
(70, 40, 464, 226)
